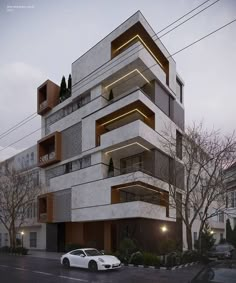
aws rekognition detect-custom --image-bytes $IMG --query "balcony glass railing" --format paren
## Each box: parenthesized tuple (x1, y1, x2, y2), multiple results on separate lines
(39, 100, 48, 110)
(39, 213, 47, 222)
(39, 152, 56, 163)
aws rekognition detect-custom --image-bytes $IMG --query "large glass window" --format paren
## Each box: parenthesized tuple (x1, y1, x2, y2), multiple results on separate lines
(120, 154, 143, 174)
(176, 79, 183, 103)
(176, 131, 183, 159)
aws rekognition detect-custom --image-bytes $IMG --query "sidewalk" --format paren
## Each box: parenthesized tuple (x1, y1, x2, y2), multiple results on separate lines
(28, 250, 63, 260)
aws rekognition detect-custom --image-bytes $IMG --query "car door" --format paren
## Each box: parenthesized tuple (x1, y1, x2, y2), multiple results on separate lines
(70, 250, 85, 267)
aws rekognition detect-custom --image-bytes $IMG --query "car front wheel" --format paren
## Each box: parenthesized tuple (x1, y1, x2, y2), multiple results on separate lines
(63, 258, 70, 268)
(89, 260, 98, 272)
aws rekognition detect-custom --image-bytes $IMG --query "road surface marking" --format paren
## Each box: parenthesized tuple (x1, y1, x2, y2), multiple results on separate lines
(0, 265, 9, 268)
(59, 275, 88, 282)
(15, 267, 27, 271)
(33, 271, 53, 276)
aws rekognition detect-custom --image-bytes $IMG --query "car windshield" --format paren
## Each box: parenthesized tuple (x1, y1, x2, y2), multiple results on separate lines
(84, 249, 102, 256)
(215, 246, 231, 252)
(209, 267, 236, 283)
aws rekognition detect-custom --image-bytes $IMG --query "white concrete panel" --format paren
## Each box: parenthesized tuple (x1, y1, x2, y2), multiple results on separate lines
(72, 201, 173, 222)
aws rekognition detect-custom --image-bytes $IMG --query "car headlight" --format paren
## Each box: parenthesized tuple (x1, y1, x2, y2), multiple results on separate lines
(98, 258, 105, 263)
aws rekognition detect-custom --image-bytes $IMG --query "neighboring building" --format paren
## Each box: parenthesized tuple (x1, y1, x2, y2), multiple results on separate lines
(0, 146, 46, 250)
(225, 162, 236, 230)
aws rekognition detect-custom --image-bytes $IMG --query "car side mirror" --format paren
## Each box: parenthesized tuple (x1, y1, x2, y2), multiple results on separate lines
(100, 250, 105, 255)
(80, 254, 85, 257)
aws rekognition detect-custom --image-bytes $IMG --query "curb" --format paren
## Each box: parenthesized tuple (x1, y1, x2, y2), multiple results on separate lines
(122, 261, 199, 270)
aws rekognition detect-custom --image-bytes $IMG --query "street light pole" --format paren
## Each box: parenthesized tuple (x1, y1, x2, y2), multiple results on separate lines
(21, 231, 24, 249)
(161, 225, 168, 265)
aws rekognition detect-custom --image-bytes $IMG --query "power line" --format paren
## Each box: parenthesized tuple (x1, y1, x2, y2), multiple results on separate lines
(0, 17, 235, 156)
(0, 0, 217, 142)
(72, 0, 218, 92)
(0, 114, 38, 141)
(157, 0, 211, 34)
(0, 128, 41, 153)
(170, 18, 236, 57)
(159, 0, 220, 38)
(0, 112, 37, 139)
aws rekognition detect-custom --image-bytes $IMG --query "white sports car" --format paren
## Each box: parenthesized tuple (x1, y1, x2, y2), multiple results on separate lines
(61, 248, 121, 271)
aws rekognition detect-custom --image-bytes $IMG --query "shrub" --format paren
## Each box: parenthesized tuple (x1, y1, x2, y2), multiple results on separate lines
(0, 246, 28, 255)
(109, 89, 114, 101)
(16, 247, 28, 255)
(143, 252, 160, 267)
(130, 252, 143, 265)
(166, 252, 178, 267)
(0, 246, 10, 253)
(117, 238, 138, 264)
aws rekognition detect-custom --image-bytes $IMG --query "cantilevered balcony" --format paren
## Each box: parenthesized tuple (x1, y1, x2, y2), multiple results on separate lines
(72, 201, 172, 222)
(111, 22, 169, 85)
(37, 80, 60, 115)
(96, 100, 155, 147)
(100, 120, 158, 159)
(38, 193, 53, 223)
(37, 131, 61, 168)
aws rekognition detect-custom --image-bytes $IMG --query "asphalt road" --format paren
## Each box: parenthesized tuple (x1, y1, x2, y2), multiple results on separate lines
(0, 254, 202, 283)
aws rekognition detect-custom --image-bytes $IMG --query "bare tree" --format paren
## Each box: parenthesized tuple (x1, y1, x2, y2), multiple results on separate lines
(0, 166, 42, 248)
(163, 123, 236, 250)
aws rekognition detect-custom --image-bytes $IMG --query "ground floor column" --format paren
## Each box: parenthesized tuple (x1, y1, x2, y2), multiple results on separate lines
(104, 221, 111, 253)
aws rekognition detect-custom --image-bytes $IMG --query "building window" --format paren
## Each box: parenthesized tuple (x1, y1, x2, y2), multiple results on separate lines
(176, 79, 183, 103)
(31, 152, 34, 164)
(229, 191, 236, 207)
(4, 233, 8, 245)
(176, 131, 183, 159)
(218, 211, 224, 223)
(29, 232, 37, 248)
(233, 218, 236, 229)
(193, 232, 198, 245)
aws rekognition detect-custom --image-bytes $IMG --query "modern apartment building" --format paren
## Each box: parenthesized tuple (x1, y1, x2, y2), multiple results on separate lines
(35, 11, 186, 252)
(0, 11, 225, 252)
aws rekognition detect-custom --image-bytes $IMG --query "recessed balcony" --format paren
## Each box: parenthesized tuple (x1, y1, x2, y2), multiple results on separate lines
(111, 22, 169, 85)
(37, 131, 61, 168)
(111, 181, 169, 217)
(96, 100, 155, 147)
(37, 80, 60, 115)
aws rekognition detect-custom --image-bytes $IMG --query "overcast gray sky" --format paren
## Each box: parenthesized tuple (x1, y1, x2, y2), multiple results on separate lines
(0, 0, 236, 161)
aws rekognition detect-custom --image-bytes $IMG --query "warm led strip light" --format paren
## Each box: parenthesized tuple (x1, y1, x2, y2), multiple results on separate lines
(101, 109, 148, 126)
(116, 184, 163, 194)
(115, 34, 164, 68)
(105, 142, 150, 154)
(105, 69, 149, 89)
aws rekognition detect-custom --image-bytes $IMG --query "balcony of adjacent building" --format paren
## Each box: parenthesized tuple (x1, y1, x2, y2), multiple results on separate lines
(37, 80, 60, 115)
(38, 193, 53, 223)
(37, 131, 61, 168)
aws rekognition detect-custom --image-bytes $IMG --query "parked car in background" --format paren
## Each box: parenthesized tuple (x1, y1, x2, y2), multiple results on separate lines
(61, 248, 121, 271)
(190, 260, 236, 283)
(207, 244, 234, 259)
